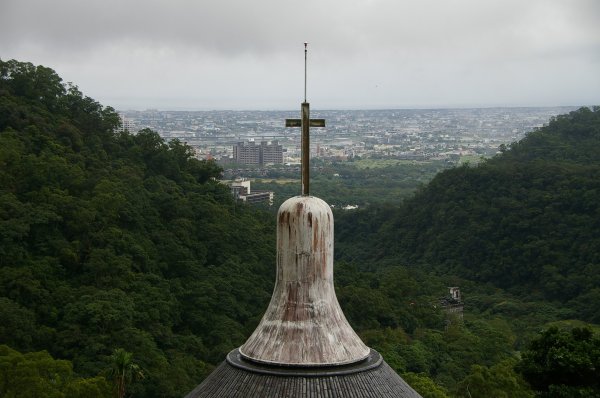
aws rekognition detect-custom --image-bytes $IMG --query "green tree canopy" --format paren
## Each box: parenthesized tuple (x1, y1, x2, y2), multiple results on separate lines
(0, 59, 275, 397)
(0, 345, 110, 398)
(517, 327, 600, 397)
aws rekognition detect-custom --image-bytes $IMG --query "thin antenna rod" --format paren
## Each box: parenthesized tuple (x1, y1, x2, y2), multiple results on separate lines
(304, 42, 307, 102)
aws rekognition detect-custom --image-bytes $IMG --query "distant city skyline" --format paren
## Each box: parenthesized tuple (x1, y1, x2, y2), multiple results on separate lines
(120, 107, 576, 164)
(1, 0, 599, 111)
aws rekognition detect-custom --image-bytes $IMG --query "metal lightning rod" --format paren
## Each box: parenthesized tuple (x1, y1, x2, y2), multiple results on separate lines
(284, 42, 325, 196)
(304, 42, 307, 103)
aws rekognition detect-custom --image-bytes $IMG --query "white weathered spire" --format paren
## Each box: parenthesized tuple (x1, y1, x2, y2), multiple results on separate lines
(240, 42, 368, 367)
(239, 196, 369, 366)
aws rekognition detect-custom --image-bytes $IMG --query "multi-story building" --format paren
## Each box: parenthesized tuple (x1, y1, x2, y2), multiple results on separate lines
(260, 140, 283, 165)
(228, 179, 273, 206)
(233, 141, 283, 165)
(233, 141, 261, 165)
(118, 114, 138, 134)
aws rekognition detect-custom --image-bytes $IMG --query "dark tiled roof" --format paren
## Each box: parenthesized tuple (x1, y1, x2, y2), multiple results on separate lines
(185, 349, 422, 398)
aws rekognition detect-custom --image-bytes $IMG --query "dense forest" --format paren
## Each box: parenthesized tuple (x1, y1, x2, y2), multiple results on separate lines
(0, 59, 276, 397)
(1, 59, 598, 398)
(249, 158, 454, 208)
(336, 106, 600, 322)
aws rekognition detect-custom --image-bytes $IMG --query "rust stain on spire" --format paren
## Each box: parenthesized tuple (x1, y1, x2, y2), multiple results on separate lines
(239, 196, 369, 366)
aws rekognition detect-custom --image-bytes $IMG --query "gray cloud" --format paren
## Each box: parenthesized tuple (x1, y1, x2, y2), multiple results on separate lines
(1, 0, 599, 109)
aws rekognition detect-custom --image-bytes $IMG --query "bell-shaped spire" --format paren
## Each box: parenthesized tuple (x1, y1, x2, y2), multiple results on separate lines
(239, 196, 370, 366)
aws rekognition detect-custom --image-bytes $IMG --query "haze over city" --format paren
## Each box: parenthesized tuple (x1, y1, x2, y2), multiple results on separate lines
(1, 0, 599, 110)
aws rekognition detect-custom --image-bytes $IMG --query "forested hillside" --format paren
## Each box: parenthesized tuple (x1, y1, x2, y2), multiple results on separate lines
(332, 107, 600, 396)
(336, 106, 600, 322)
(1, 60, 598, 398)
(251, 158, 452, 208)
(0, 60, 276, 397)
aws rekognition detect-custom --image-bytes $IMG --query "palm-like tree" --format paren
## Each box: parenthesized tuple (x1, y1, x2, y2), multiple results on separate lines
(108, 348, 144, 398)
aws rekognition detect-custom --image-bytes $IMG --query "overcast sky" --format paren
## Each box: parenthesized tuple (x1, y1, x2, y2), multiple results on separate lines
(1, 0, 599, 110)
